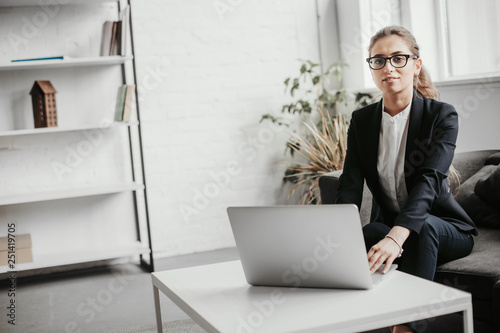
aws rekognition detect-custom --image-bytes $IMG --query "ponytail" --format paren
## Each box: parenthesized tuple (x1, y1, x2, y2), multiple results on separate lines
(414, 66, 440, 100)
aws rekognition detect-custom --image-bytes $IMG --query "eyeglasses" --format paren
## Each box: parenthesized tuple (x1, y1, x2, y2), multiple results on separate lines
(366, 54, 419, 70)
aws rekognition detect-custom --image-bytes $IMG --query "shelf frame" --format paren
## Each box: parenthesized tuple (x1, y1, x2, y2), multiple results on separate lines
(124, 0, 155, 273)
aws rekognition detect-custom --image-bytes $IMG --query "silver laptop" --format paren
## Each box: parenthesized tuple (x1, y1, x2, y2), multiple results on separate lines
(227, 204, 396, 290)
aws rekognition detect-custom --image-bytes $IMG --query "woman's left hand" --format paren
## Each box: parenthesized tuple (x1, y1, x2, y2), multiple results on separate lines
(367, 226, 410, 274)
(367, 237, 401, 274)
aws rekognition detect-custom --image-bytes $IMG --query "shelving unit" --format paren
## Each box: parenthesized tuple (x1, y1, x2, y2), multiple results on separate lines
(0, 0, 154, 275)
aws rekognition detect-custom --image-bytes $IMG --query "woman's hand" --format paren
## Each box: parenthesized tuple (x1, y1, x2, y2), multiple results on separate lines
(367, 226, 410, 274)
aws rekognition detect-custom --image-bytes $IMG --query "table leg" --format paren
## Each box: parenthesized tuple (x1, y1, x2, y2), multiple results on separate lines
(153, 284, 163, 333)
(463, 303, 474, 333)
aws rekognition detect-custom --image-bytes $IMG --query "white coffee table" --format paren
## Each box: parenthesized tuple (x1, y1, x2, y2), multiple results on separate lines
(152, 260, 473, 333)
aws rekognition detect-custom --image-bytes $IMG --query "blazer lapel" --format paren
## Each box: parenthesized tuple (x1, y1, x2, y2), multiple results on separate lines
(404, 90, 424, 181)
(366, 99, 383, 188)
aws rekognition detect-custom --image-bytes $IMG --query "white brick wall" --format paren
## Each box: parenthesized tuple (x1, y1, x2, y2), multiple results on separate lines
(131, 0, 321, 257)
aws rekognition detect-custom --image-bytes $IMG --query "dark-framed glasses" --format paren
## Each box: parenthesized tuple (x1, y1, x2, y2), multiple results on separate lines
(366, 54, 418, 70)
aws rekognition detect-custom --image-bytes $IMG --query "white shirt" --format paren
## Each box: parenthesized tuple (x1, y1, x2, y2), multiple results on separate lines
(377, 100, 411, 212)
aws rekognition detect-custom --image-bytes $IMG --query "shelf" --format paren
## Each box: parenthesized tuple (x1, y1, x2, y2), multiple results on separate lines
(0, 242, 150, 274)
(0, 182, 144, 206)
(0, 55, 132, 71)
(0, 0, 116, 7)
(0, 121, 138, 137)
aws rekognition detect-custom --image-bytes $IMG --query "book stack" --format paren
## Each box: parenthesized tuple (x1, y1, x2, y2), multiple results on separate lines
(100, 5, 129, 56)
(115, 84, 135, 122)
(0, 234, 33, 266)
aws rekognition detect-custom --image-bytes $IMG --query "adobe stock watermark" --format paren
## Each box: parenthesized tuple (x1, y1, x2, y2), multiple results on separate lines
(236, 235, 341, 333)
(60, 270, 135, 333)
(136, 64, 169, 102)
(406, 277, 467, 332)
(8, 0, 68, 53)
(51, 118, 114, 182)
(213, 0, 244, 21)
(179, 121, 283, 224)
(404, 127, 444, 178)
(454, 75, 497, 120)
(50, 61, 167, 181)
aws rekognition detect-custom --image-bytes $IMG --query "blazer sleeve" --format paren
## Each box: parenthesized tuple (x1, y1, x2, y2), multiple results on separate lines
(395, 103, 459, 234)
(335, 112, 364, 208)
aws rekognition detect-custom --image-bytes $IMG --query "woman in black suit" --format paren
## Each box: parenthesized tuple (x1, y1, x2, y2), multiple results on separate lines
(335, 26, 477, 333)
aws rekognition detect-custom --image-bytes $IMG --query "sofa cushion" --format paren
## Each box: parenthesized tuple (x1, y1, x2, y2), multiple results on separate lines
(485, 152, 500, 166)
(475, 164, 500, 208)
(452, 150, 500, 183)
(437, 227, 500, 277)
(455, 165, 500, 229)
(435, 227, 500, 326)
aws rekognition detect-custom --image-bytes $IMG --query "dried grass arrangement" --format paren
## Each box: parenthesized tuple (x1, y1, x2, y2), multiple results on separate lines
(261, 60, 374, 204)
(285, 108, 348, 204)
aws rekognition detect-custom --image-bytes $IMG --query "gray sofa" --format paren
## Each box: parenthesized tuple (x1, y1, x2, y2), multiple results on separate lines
(319, 150, 500, 330)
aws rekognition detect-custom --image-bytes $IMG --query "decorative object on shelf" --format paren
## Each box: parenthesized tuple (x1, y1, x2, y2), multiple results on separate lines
(261, 60, 375, 204)
(30, 80, 58, 128)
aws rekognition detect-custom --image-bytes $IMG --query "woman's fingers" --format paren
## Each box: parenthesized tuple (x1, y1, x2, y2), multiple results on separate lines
(368, 239, 399, 274)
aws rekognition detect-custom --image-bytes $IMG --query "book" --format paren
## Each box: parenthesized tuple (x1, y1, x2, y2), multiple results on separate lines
(115, 21, 122, 56)
(114, 84, 135, 122)
(109, 21, 119, 55)
(0, 234, 33, 266)
(118, 5, 130, 56)
(0, 234, 32, 250)
(122, 85, 135, 122)
(99, 5, 129, 57)
(100, 21, 114, 56)
(0, 248, 33, 266)
(115, 84, 127, 121)
(11, 56, 64, 62)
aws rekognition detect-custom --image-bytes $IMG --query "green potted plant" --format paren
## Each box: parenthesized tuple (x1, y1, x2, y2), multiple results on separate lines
(261, 60, 374, 204)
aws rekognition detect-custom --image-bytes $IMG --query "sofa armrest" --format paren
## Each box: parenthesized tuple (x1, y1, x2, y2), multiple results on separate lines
(319, 170, 374, 226)
(495, 280, 500, 329)
(318, 170, 343, 204)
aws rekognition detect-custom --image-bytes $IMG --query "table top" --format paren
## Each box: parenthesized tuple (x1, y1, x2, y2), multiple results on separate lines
(152, 260, 471, 333)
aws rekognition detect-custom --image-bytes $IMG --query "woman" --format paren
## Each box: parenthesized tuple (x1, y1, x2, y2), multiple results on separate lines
(335, 26, 477, 333)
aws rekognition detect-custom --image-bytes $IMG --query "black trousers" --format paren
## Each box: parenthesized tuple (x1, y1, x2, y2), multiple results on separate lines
(362, 215, 474, 332)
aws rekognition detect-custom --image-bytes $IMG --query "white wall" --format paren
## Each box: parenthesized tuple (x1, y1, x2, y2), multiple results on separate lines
(335, 0, 500, 154)
(438, 80, 500, 153)
(131, 0, 323, 257)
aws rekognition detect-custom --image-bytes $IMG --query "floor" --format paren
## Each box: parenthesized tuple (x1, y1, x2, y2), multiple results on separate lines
(0, 247, 494, 333)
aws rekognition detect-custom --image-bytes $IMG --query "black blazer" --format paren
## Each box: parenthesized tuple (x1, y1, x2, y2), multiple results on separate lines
(336, 91, 478, 236)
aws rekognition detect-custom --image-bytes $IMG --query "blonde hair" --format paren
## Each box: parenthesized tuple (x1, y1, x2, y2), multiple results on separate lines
(368, 25, 440, 100)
